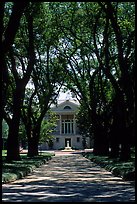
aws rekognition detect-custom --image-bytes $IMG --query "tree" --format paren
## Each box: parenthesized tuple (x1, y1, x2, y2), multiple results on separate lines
(98, 2, 135, 160)
(2, 3, 36, 161)
(48, 2, 135, 159)
(49, 2, 112, 155)
(20, 3, 66, 157)
(0, 2, 29, 160)
(2, 2, 134, 161)
(21, 51, 64, 157)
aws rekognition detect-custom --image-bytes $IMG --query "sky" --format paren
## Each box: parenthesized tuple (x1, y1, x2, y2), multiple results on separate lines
(26, 82, 79, 104)
(57, 91, 79, 104)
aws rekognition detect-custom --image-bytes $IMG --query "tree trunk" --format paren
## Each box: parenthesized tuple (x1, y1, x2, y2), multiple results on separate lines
(120, 143, 131, 161)
(120, 127, 131, 161)
(109, 122, 120, 158)
(27, 136, 39, 157)
(6, 121, 20, 161)
(27, 125, 40, 157)
(109, 133, 119, 158)
(6, 88, 24, 161)
(93, 136, 109, 156)
(93, 123, 109, 156)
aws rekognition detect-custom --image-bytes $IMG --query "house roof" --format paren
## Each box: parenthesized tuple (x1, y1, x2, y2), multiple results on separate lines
(51, 99, 79, 114)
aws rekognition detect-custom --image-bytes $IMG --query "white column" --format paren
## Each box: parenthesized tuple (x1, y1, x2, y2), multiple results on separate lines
(70, 122, 72, 134)
(67, 123, 69, 134)
(64, 122, 65, 134)
(60, 115, 61, 134)
(74, 115, 76, 135)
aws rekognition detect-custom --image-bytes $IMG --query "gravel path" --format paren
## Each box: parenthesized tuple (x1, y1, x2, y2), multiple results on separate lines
(2, 153, 135, 202)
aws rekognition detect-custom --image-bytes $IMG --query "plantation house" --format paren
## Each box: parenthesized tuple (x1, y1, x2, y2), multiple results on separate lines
(41, 99, 87, 150)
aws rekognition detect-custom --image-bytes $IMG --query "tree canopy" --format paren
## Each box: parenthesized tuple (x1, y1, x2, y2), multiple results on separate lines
(1, 2, 135, 161)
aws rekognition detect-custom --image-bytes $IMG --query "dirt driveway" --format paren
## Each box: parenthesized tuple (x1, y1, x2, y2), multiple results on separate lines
(2, 152, 135, 202)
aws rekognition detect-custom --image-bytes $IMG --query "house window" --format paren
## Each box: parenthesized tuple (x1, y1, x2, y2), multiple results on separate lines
(64, 106, 71, 110)
(77, 137, 80, 142)
(56, 138, 59, 142)
(62, 119, 74, 134)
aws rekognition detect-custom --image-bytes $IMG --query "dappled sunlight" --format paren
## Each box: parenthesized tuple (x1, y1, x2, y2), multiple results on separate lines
(2, 154, 135, 202)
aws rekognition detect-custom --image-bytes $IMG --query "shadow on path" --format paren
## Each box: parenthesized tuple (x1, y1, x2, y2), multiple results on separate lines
(2, 154, 135, 202)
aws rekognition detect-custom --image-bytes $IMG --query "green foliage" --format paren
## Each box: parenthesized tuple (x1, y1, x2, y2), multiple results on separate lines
(19, 122, 27, 147)
(39, 110, 57, 144)
(2, 150, 7, 157)
(76, 103, 91, 138)
(2, 120, 9, 139)
(2, 153, 54, 183)
(2, 2, 135, 160)
(83, 152, 135, 181)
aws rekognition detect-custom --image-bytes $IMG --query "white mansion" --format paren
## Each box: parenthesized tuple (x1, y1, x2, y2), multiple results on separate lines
(41, 99, 85, 150)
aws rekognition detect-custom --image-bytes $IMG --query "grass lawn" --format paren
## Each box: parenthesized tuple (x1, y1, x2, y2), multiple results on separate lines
(2, 150, 55, 184)
(82, 148, 135, 182)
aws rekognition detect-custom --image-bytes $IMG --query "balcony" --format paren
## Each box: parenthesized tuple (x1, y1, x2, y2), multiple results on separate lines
(52, 130, 80, 135)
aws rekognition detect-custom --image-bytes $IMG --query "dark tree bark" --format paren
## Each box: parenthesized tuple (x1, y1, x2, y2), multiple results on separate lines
(6, 13, 35, 161)
(6, 84, 25, 161)
(99, 2, 135, 161)
(27, 125, 40, 157)
(0, 2, 5, 151)
(2, 2, 29, 53)
(1, 2, 29, 160)
(109, 119, 120, 158)
(92, 117, 109, 156)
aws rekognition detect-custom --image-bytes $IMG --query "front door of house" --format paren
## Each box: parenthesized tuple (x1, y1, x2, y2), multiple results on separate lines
(65, 138, 71, 147)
